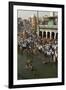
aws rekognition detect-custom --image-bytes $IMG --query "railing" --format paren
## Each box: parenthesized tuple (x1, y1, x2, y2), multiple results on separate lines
(39, 25, 58, 29)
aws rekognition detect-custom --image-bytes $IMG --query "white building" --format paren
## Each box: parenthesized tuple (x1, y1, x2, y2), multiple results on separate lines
(37, 12, 58, 40)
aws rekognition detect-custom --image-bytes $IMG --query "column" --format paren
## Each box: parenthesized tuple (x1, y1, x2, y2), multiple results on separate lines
(50, 32, 52, 39)
(42, 31, 43, 38)
(54, 32, 56, 39)
(46, 31, 47, 39)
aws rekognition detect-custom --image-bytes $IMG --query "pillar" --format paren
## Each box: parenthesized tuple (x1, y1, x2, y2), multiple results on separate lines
(50, 32, 52, 39)
(46, 31, 47, 39)
(42, 31, 43, 38)
(54, 33, 56, 39)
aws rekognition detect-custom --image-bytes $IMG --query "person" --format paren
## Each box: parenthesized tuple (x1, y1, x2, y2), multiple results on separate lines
(51, 48, 54, 62)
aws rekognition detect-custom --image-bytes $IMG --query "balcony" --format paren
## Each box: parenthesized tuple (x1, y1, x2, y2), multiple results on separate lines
(39, 25, 58, 30)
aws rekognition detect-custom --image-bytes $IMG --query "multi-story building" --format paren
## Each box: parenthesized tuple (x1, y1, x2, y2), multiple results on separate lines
(37, 12, 58, 40)
(29, 15, 37, 32)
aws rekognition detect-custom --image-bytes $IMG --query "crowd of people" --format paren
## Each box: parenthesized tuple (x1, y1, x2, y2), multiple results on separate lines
(18, 31, 58, 63)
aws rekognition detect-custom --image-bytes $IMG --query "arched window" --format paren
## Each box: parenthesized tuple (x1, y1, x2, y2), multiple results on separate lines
(47, 32, 50, 38)
(43, 31, 46, 38)
(39, 31, 42, 38)
(51, 32, 55, 39)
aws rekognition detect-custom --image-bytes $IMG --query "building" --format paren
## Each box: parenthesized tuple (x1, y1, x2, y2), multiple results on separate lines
(30, 15, 37, 31)
(37, 12, 58, 40)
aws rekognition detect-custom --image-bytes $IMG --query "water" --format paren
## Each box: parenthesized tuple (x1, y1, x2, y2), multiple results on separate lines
(17, 49, 58, 80)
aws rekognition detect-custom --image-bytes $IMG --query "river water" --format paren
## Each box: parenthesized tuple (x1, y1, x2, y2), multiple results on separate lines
(17, 48, 58, 80)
